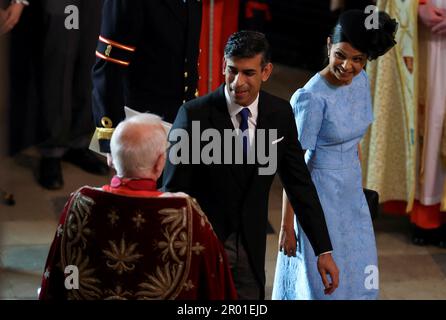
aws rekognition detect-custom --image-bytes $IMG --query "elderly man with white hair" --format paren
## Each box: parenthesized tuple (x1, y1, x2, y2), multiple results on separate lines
(38, 113, 237, 300)
(104, 113, 168, 196)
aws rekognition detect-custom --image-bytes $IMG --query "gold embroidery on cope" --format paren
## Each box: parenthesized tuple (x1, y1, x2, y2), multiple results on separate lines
(102, 237, 143, 275)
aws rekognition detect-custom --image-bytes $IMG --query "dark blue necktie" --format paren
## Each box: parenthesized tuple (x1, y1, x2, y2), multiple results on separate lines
(239, 107, 250, 161)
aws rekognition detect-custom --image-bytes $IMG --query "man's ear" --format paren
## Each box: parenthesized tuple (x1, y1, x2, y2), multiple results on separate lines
(261, 62, 273, 82)
(107, 153, 115, 169)
(222, 57, 227, 75)
(154, 152, 166, 179)
(327, 37, 332, 54)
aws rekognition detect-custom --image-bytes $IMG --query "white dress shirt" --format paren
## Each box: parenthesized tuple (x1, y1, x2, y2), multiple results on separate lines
(224, 85, 259, 148)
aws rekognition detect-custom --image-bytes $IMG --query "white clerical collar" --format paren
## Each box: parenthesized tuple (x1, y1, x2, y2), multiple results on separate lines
(224, 85, 259, 119)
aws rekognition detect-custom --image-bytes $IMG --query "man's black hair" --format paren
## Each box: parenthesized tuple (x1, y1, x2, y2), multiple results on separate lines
(224, 30, 271, 67)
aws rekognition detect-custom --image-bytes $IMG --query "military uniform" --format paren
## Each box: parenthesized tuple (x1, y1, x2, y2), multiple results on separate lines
(92, 0, 202, 153)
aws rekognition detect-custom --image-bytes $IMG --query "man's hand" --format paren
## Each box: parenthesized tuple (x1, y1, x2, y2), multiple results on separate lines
(278, 226, 297, 257)
(419, 0, 445, 28)
(317, 253, 339, 295)
(0, 3, 25, 35)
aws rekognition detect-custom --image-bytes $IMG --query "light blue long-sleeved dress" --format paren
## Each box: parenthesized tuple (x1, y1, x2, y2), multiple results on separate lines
(272, 70, 379, 300)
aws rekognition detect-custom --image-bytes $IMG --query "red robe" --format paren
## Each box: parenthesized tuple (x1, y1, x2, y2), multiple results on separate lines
(39, 177, 237, 300)
(198, 0, 239, 95)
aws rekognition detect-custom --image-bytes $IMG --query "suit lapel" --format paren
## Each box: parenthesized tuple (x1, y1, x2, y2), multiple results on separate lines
(209, 85, 248, 189)
(253, 90, 274, 167)
(209, 85, 235, 132)
(255, 91, 272, 130)
(244, 91, 277, 194)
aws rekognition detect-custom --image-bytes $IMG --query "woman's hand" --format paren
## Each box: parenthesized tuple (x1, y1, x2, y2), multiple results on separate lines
(279, 225, 297, 257)
(0, 3, 25, 35)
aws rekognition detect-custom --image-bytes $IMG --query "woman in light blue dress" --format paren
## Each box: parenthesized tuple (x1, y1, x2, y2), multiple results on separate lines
(272, 10, 397, 300)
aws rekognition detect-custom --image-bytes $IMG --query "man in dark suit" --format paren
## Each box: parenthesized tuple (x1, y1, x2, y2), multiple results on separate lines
(92, 0, 202, 153)
(163, 30, 339, 299)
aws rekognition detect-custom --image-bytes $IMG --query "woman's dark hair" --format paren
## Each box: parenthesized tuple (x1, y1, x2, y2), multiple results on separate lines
(331, 10, 398, 60)
(224, 30, 271, 67)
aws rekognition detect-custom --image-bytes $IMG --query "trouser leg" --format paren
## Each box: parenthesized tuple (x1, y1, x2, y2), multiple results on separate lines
(224, 232, 261, 300)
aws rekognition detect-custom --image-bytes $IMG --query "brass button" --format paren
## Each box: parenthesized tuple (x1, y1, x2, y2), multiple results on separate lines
(183, 100, 186, 104)
(101, 117, 113, 128)
(184, 72, 188, 78)
(184, 86, 188, 92)
(105, 45, 112, 57)
(195, 89, 199, 97)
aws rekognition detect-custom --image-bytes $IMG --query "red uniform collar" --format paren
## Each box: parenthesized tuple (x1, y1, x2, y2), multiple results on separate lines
(110, 176, 158, 191)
